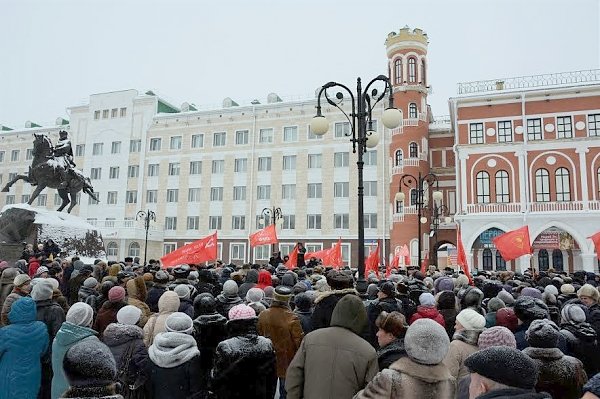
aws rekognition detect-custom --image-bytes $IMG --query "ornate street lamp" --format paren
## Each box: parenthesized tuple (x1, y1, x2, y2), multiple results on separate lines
(259, 206, 283, 253)
(136, 209, 156, 267)
(310, 75, 401, 290)
(395, 172, 443, 268)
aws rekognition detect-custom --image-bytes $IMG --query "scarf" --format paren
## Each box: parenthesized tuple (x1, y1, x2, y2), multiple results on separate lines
(453, 329, 482, 346)
(148, 331, 199, 368)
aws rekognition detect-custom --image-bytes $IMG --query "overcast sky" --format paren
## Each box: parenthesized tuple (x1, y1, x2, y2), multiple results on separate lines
(1, 0, 598, 129)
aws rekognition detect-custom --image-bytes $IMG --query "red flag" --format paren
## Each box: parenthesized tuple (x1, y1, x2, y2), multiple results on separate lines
(161, 231, 218, 267)
(249, 224, 278, 248)
(390, 253, 400, 269)
(365, 241, 380, 278)
(285, 244, 299, 269)
(457, 226, 474, 286)
(305, 239, 343, 268)
(420, 252, 429, 274)
(399, 244, 410, 266)
(589, 231, 600, 259)
(493, 226, 532, 262)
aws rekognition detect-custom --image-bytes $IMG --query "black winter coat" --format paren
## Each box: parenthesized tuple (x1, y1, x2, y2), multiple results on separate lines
(475, 388, 552, 399)
(560, 322, 600, 376)
(36, 299, 66, 345)
(196, 281, 221, 298)
(587, 303, 600, 337)
(366, 297, 403, 348)
(311, 289, 358, 331)
(377, 338, 406, 371)
(439, 308, 458, 339)
(211, 318, 277, 399)
(146, 285, 167, 313)
(294, 309, 313, 334)
(193, 313, 228, 389)
(215, 294, 242, 318)
(146, 355, 203, 399)
(178, 298, 194, 318)
(103, 323, 148, 385)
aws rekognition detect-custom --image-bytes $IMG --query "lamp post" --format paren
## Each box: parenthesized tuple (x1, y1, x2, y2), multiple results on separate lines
(429, 202, 452, 268)
(136, 209, 156, 267)
(394, 172, 441, 268)
(310, 75, 401, 290)
(259, 206, 283, 253)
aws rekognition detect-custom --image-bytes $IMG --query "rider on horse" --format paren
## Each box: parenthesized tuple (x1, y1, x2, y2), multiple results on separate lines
(54, 130, 75, 189)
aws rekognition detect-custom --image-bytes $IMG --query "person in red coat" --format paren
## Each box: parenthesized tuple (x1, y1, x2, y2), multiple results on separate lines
(28, 255, 42, 278)
(409, 292, 445, 327)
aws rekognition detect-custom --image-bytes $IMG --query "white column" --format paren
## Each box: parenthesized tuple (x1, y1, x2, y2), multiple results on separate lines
(518, 254, 532, 274)
(576, 147, 590, 209)
(515, 150, 527, 212)
(459, 151, 469, 212)
(467, 253, 475, 273)
(581, 253, 596, 273)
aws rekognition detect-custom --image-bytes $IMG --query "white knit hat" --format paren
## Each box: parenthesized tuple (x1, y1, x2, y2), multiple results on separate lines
(117, 305, 142, 325)
(456, 308, 486, 330)
(66, 302, 94, 327)
(165, 312, 194, 334)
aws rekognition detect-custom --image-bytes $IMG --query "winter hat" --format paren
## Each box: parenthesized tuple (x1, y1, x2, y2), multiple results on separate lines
(561, 284, 575, 295)
(456, 308, 486, 330)
(434, 276, 454, 294)
(228, 304, 257, 320)
(419, 292, 436, 307)
(578, 284, 600, 302)
(583, 372, 600, 397)
(154, 270, 169, 284)
(455, 274, 470, 288)
(513, 296, 549, 322)
(477, 326, 517, 349)
(293, 282, 307, 294)
(520, 287, 543, 300)
(83, 277, 98, 288)
(404, 318, 450, 365)
(31, 280, 54, 301)
(496, 289, 515, 306)
(465, 347, 538, 390)
(263, 286, 274, 298)
(116, 305, 142, 325)
(314, 278, 330, 292)
(63, 340, 117, 389)
(495, 307, 519, 332)
(165, 312, 194, 334)
(188, 271, 199, 281)
(174, 285, 191, 300)
(47, 278, 59, 290)
(194, 293, 217, 315)
(222, 280, 239, 296)
(13, 273, 31, 287)
(35, 266, 49, 276)
(560, 303, 586, 324)
(108, 286, 126, 302)
(246, 287, 264, 304)
(273, 286, 292, 303)
(66, 302, 94, 327)
(487, 297, 505, 313)
(378, 282, 396, 297)
(461, 287, 484, 308)
(543, 285, 558, 296)
(294, 292, 312, 312)
(526, 319, 560, 348)
(437, 291, 456, 310)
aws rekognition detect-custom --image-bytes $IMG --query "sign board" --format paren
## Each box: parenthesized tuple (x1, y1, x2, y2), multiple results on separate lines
(532, 228, 575, 250)
(478, 228, 504, 248)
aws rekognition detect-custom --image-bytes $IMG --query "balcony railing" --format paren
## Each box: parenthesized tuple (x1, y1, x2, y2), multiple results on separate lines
(391, 158, 421, 175)
(589, 201, 600, 211)
(466, 203, 521, 214)
(392, 213, 404, 223)
(87, 219, 162, 231)
(529, 201, 584, 212)
(457, 69, 600, 94)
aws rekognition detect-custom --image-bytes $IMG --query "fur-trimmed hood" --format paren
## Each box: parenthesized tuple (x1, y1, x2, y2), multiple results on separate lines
(103, 322, 144, 347)
(126, 277, 147, 302)
(314, 288, 358, 305)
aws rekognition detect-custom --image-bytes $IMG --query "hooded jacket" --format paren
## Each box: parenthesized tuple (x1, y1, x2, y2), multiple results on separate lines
(103, 323, 148, 386)
(0, 268, 19, 309)
(310, 288, 358, 331)
(143, 291, 180, 346)
(286, 295, 378, 399)
(409, 305, 446, 327)
(238, 269, 259, 298)
(126, 277, 151, 327)
(0, 297, 49, 399)
(51, 322, 98, 399)
(255, 270, 273, 290)
(193, 311, 227, 388)
(560, 321, 600, 376)
(146, 283, 167, 313)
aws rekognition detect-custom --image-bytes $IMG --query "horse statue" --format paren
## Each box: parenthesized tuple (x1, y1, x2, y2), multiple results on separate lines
(1, 133, 99, 213)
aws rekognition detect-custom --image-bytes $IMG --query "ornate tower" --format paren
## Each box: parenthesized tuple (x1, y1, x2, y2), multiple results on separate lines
(385, 27, 431, 265)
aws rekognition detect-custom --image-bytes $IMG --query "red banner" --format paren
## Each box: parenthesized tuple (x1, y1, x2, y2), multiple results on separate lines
(285, 244, 299, 269)
(249, 224, 278, 248)
(160, 232, 218, 267)
(457, 226, 474, 285)
(305, 239, 343, 268)
(365, 241, 380, 278)
(589, 231, 600, 259)
(420, 252, 429, 274)
(493, 226, 532, 262)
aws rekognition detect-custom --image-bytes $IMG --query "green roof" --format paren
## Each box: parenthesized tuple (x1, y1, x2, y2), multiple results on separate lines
(1, 125, 13, 131)
(157, 99, 179, 114)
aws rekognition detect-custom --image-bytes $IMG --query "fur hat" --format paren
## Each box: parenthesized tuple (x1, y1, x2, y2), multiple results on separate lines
(456, 308, 486, 330)
(83, 277, 98, 289)
(526, 319, 560, 348)
(495, 307, 519, 332)
(404, 319, 450, 365)
(520, 287, 543, 300)
(193, 293, 217, 315)
(273, 286, 292, 303)
(461, 287, 484, 308)
(543, 285, 558, 296)
(31, 280, 54, 301)
(228, 304, 256, 320)
(246, 288, 264, 304)
(63, 340, 117, 390)
(222, 280, 239, 296)
(561, 303, 586, 324)
(116, 305, 141, 325)
(126, 276, 147, 301)
(174, 285, 191, 300)
(154, 270, 169, 284)
(477, 326, 517, 349)
(66, 302, 94, 328)
(496, 289, 515, 306)
(13, 273, 31, 287)
(561, 284, 575, 295)
(108, 286, 126, 302)
(465, 347, 538, 390)
(165, 312, 194, 334)
(437, 291, 456, 310)
(487, 297, 505, 313)
(578, 284, 600, 302)
(378, 282, 396, 297)
(433, 276, 454, 294)
(513, 296, 549, 322)
(294, 292, 312, 312)
(419, 292, 436, 307)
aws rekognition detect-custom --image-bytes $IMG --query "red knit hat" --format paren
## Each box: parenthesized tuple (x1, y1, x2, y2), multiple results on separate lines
(495, 307, 518, 332)
(108, 286, 126, 302)
(228, 304, 256, 320)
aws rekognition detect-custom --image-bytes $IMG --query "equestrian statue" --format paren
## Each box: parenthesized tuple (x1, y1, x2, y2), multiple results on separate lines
(1, 131, 99, 213)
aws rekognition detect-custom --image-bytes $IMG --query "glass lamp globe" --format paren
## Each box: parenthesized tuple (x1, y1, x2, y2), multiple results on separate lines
(310, 116, 329, 135)
(382, 107, 402, 129)
(395, 192, 405, 202)
(420, 216, 428, 224)
(365, 130, 380, 148)
(444, 216, 452, 224)
(432, 190, 443, 202)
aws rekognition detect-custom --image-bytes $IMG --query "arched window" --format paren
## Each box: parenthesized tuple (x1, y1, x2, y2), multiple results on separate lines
(106, 242, 118, 257)
(128, 242, 140, 257)
(394, 58, 402, 85)
(555, 167, 571, 202)
(408, 57, 417, 82)
(421, 59, 426, 85)
(495, 170, 510, 203)
(483, 249, 493, 270)
(409, 103, 418, 119)
(538, 249, 549, 271)
(395, 149, 403, 166)
(476, 171, 491, 203)
(410, 189, 419, 205)
(395, 200, 404, 213)
(495, 251, 506, 271)
(535, 168, 550, 202)
(552, 249, 564, 271)
(597, 167, 600, 198)
(410, 239, 419, 265)
(409, 142, 418, 158)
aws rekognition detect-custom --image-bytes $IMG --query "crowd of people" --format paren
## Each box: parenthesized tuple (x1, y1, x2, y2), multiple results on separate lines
(1, 245, 600, 399)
